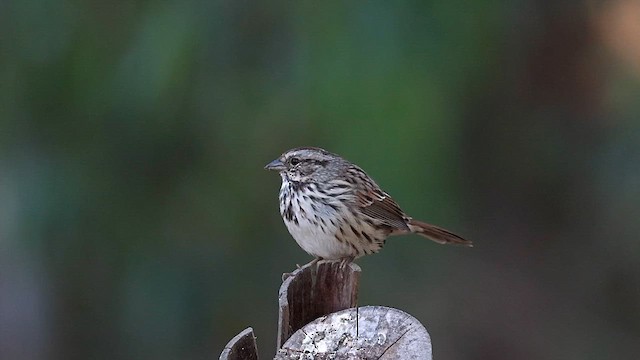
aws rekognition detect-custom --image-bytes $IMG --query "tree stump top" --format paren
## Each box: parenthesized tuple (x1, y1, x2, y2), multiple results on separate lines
(276, 306, 432, 360)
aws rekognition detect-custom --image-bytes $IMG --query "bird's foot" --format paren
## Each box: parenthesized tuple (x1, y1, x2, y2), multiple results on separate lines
(282, 257, 323, 281)
(307, 257, 323, 268)
(338, 256, 355, 269)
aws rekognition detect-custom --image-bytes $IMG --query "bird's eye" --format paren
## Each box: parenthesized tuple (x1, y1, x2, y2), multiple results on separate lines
(290, 157, 300, 166)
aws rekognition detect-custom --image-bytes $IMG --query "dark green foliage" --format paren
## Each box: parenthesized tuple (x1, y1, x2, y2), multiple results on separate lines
(1, 1, 639, 359)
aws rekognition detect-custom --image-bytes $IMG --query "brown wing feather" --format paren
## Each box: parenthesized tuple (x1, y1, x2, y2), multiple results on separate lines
(345, 166, 470, 246)
(356, 187, 410, 231)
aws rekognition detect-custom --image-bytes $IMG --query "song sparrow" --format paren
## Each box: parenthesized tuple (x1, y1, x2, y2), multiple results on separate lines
(265, 147, 471, 262)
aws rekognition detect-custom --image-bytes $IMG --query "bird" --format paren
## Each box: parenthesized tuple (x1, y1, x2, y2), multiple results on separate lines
(265, 147, 471, 265)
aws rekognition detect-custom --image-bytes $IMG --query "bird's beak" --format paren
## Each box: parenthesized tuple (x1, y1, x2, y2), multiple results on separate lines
(264, 158, 286, 171)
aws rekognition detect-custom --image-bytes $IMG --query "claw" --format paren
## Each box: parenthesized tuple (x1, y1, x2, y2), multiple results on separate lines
(339, 256, 355, 269)
(307, 257, 322, 268)
(282, 257, 324, 282)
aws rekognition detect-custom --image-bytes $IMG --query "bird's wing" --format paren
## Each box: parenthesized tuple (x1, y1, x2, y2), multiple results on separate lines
(356, 187, 410, 231)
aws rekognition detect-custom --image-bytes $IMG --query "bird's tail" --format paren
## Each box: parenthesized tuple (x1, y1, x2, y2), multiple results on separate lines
(407, 219, 472, 247)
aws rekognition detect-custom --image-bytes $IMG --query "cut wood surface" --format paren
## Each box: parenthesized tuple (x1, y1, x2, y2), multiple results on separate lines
(277, 261, 361, 349)
(275, 306, 432, 360)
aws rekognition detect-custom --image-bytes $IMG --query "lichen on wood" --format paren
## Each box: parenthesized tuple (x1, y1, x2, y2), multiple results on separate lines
(275, 306, 432, 360)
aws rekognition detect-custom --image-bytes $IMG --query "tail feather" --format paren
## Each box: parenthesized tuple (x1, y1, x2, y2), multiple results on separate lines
(408, 219, 472, 247)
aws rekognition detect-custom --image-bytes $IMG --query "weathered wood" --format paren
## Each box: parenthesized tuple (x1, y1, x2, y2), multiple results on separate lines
(219, 327, 258, 360)
(277, 261, 361, 349)
(220, 260, 433, 359)
(275, 306, 432, 360)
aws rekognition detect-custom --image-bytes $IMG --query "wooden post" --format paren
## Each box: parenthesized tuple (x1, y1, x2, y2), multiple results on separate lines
(219, 327, 258, 360)
(219, 260, 432, 359)
(277, 261, 361, 349)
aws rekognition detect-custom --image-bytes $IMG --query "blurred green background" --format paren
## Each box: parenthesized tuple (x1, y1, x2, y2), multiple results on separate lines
(2, 0, 640, 359)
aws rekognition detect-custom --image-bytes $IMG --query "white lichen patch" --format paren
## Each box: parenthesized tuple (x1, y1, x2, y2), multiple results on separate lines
(277, 306, 432, 360)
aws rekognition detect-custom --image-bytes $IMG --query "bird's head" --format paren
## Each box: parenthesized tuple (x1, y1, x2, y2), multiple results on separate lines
(265, 147, 342, 182)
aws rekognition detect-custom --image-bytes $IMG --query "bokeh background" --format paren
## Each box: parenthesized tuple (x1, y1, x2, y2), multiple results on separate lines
(2, 0, 640, 359)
